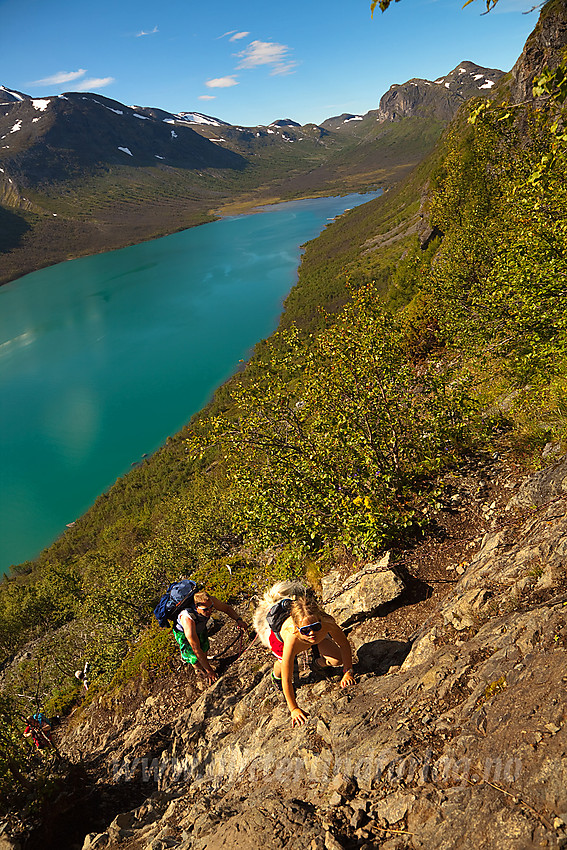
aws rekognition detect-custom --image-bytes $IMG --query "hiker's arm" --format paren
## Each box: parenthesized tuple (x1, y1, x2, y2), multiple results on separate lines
(328, 622, 356, 688)
(210, 596, 248, 629)
(183, 617, 215, 675)
(281, 640, 308, 726)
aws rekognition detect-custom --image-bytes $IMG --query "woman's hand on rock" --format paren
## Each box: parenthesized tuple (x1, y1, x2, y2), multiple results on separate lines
(290, 707, 308, 727)
(340, 670, 356, 689)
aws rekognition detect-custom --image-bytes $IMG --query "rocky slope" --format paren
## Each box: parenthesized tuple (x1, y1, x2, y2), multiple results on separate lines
(510, 0, 567, 104)
(321, 62, 503, 131)
(10, 453, 564, 850)
(374, 61, 504, 124)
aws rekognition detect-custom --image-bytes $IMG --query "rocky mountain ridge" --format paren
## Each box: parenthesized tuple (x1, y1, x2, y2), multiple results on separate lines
(321, 61, 503, 130)
(374, 61, 503, 123)
(0, 93, 246, 191)
(0, 59, 502, 199)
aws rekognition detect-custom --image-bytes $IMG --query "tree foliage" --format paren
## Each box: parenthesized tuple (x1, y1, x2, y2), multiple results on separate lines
(373, 0, 501, 14)
(191, 289, 478, 555)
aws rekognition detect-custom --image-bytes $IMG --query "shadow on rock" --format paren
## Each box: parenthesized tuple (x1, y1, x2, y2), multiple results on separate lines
(356, 638, 412, 674)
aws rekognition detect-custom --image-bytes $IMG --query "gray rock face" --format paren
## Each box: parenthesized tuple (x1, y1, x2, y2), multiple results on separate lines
(376, 61, 504, 123)
(321, 552, 405, 626)
(70, 457, 567, 850)
(509, 453, 567, 509)
(510, 0, 567, 104)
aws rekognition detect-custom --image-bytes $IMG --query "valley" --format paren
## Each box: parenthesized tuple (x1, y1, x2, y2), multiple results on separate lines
(0, 61, 501, 285)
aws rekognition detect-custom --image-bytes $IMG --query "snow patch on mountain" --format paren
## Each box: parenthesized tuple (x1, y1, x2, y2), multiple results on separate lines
(118, 146, 133, 156)
(0, 86, 25, 102)
(31, 99, 50, 111)
(178, 112, 227, 127)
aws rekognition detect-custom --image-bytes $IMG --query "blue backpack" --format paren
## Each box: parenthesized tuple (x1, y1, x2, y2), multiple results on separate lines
(153, 579, 197, 627)
(32, 712, 49, 726)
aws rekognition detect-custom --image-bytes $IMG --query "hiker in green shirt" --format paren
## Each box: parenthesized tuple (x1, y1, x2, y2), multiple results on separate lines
(174, 590, 248, 685)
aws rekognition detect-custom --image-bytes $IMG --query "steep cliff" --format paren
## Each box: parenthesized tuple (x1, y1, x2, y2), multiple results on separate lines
(375, 62, 504, 123)
(510, 0, 567, 104)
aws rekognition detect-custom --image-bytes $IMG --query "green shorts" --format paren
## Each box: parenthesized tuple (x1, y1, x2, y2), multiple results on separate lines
(173, 628, 210, 665)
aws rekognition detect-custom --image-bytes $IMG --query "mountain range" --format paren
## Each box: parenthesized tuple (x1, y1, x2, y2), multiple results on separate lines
(0, 60, 502, 284)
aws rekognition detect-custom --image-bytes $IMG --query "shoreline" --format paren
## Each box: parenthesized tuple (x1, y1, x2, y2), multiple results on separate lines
(0, 193, 321, 289)
(1, 188, 377, 289)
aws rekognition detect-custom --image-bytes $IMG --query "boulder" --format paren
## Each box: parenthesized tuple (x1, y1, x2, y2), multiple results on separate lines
(321, 553, 405, 626)
(371, 791, 415, 825)
(508, 453, 567, 509)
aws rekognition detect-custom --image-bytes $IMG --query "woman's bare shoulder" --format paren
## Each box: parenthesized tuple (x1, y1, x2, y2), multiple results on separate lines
(280, 616, 296, 639)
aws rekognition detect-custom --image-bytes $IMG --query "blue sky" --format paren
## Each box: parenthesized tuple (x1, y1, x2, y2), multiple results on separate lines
(1, 0, 538, 126)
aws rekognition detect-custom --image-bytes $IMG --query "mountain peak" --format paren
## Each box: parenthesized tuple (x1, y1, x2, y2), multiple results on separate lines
(268, 118, 301, 128)
(0, 85, 30, 103)
(376, 61, 504, 123)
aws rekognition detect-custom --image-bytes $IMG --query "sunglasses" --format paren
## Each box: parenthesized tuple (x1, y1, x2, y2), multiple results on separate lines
(298, 621, 322, 636)
(198, 605, 214, 614)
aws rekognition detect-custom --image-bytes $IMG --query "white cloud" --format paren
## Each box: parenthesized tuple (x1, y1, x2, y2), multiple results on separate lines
(270, 61, 299, 76)
(229, 31, 250, 41)
(199, 95, 216, 100)
(136, 25, 158, 37)
(74, 77, 115, 91)
(30, 69, 87, 86)
(205, 76, 239, 88)
(218, 30, 237, 39)
(235, 40, 295, 73)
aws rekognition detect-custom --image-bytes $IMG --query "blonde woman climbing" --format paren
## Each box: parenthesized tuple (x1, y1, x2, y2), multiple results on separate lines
(254, 581, 355, 727)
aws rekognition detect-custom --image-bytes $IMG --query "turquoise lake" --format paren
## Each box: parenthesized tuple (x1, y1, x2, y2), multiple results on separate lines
(0, 193, 376, 574)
